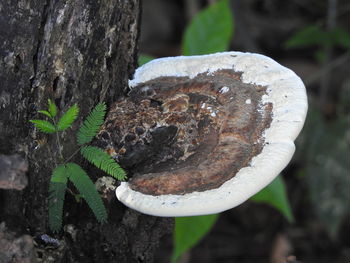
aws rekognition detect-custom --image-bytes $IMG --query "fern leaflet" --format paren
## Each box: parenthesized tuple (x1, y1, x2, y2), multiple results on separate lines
(66, 162, 108, 223)
(57, 104, 79, 131)
(48, 99, 58, 118)
(77, 102, 106, 145)
(81, 146, 127, 180)
(30, 120, 56, 133)
(38, 110, 52, 118)
(48, 164, 68, 232)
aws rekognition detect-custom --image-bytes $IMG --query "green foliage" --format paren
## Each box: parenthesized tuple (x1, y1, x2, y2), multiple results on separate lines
(48, 165, 68, 232)
(172, 214, 218, 263)
(286, 25, 329, 48)
(48, 99, 58, 118)
(30, 100, 78, 133)
(138, 55, 155, 66)
(286, 25, 350, 62)
(171, 176, 294, 262)
(77, 102, 106, 145)
(286, 25, 350, 49)
(38, 110, 53, 118)
(37, 99, 57, 119)
(331, 27, 350, 49)
(57, 103, 79, 131)
(30, 119, 56, 133)
(66, 163, 108, 223)
(182, 0, 234, 55)
(250, 176, 294, 223)
(49, 163, 108, 231)
(30, 100, 126, 232)
(81, 146, 126, 180)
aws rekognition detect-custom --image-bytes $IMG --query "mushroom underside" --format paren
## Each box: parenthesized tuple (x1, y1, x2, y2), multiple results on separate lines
(100, 69, 273, 196)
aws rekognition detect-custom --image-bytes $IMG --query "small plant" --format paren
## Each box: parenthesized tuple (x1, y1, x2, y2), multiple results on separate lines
(30, 100, 126, 232)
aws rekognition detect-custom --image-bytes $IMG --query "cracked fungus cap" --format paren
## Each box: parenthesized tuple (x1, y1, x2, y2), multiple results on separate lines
(115, 51, 308, 217)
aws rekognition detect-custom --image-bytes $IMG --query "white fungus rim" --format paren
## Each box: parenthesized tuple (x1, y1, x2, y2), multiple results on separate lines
(116, 51, 308, 217)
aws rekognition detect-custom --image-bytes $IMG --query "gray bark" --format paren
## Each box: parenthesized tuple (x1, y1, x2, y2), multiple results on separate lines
(0, 1, 172, 262)
(0, 222, 34, 263)
(0, 154, 28, 190)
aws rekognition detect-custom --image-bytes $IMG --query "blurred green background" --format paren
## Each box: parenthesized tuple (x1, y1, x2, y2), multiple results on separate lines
(138, 0, 350, 263)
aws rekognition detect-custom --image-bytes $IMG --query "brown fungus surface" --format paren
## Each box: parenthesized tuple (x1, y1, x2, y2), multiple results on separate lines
(99, 69, 272, 196)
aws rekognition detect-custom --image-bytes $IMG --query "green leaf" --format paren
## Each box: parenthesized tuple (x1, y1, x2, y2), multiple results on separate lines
(48, 164, 68, 232)
(57, 103, 79, 131)
(48, 99, 58, 118)
(80, 146, 126, 181)
(331, 27, 350, 49)
(314, 49, 326, 64)
(286, 25, 350, 50)
(66, 162, 108, 223)
(285, 25, 329, 48)
(30, 119, 56, 133)
(77, 102, 106, 145)
(74, 193, 83, 203)
(138, 54, 155, 66)
(251, 176, 294, 223)
(38, 110, 52, 118)
(182, 0, 234, 55)
(171, 214, 218, 263)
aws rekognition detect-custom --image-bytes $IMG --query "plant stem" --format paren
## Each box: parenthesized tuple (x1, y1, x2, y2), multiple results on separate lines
(52, 118, 64, 161)
(64, 146, 83, 164)
(47, 144, 57, 167)
(66, 187, 77, 197)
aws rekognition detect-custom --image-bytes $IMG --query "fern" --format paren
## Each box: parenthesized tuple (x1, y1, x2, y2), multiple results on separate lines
(30, 120, 56, 133)
(57, 104, 79, 131)
(38, 110, 52, 118)
(77, 102, 106, 145)
(48, 99, 58, 118)
(81, 146, 126, 180)
(36, 99, 57, 119)
(48, 164, 68, 232)
(30, 101, 127, 232)
(66, 162, 107, 223)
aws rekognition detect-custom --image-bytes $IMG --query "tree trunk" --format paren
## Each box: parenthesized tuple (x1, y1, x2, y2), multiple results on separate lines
(0, 1, 173, 262)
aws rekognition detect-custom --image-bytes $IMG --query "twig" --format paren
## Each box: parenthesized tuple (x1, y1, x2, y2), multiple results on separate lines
(64, 146, 84, 164)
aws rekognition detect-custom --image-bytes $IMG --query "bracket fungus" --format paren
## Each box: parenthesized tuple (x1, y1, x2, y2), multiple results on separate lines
(108, 52, 307, 217)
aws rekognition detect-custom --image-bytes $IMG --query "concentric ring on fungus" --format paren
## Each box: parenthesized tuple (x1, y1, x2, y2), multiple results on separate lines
(113, 52, 307, 217)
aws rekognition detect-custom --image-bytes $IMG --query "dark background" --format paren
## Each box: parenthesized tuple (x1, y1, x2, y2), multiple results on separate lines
(139, 1, 350, 262)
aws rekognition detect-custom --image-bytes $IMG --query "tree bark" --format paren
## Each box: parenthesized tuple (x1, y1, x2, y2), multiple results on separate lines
(0, 1, 173, 262)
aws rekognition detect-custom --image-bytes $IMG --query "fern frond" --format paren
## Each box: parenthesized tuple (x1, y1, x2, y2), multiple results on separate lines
(66, 163, 107, 223)
(48, 99, 58, 118)
(38, 110, 52, 118)
(57, 104, 79, 131)
(81, 146, 127, 181)
(30, 120, 56, 133)
(77, 102, 106, 145)
(48, 164, 68, 232)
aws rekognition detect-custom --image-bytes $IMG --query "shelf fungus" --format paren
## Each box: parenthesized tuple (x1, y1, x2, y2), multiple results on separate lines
(106, 52, 307, 217)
